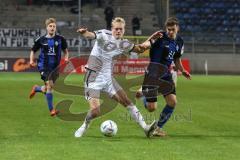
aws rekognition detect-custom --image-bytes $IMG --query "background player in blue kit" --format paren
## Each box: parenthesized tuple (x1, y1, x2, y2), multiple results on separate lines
(136, 17, 191, 136)
(29, 18, 69, 116)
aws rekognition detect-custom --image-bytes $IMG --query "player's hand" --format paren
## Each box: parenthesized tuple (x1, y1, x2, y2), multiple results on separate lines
(137, 44, 148, 52)
(29, 60, 36, 67)
(182, 70, 191, 80)
(64, 57, 69, 63)
(150, 31, 163, 40)
(76, 27, 88, 34)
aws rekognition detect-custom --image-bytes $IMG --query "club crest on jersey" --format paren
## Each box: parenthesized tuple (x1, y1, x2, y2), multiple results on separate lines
(55, 41, 59, 46)
(176, 45, 179, 51)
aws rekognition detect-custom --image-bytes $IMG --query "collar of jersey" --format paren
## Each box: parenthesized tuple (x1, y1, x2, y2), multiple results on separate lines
(45, 34, 56, 38)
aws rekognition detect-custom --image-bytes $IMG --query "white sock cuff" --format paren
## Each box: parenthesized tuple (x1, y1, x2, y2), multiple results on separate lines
(127, 104, 136, 110)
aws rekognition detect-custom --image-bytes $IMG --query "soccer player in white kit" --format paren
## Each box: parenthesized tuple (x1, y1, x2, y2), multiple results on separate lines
(74, 17, 157, 138)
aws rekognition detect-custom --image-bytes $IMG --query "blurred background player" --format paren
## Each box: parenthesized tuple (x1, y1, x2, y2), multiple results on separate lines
(136, 17, 191, 137)
(74, 17, 156, 138)
(131, 15, 141, 36)
(104, 5, 114, 30)
(29, 18, 69, 116)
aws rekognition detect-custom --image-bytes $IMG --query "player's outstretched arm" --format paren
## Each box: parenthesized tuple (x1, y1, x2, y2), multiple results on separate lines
(132, 44, 148, 53)
(29, 50, 36, 67)
(175, 58, 191, 80)
(63, 49, 69, 62)
(76, 27, 96, 39)
(133, 31, 164, 54)
(146, 31, 163, 42)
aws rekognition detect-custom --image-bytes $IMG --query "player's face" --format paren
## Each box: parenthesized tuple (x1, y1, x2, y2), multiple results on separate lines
(166, 25, 179, 39)
(46, 23, 56, 36)
(112, 22, 125, 39)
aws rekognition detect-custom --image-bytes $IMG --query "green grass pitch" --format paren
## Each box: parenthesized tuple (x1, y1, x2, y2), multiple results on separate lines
(0, 72, 240, 160)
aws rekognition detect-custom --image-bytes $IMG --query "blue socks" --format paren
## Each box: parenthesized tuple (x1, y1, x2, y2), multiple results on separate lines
(157, 105, 174, 128)
(45, 92, 53, 111)
(35, 86, 43, 92)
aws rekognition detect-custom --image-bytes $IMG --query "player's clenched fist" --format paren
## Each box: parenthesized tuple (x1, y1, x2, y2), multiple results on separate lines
(76, 27, 88, 34)
(29, 60, 36, 67)
(182, 70, 191, 80)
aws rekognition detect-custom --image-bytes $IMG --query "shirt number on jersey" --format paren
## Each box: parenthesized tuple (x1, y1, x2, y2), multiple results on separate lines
(48, 46, 56, 55)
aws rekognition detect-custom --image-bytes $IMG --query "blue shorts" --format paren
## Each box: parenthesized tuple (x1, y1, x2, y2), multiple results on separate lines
(39, 69, 59, 83)
(142, 64, 176, 103)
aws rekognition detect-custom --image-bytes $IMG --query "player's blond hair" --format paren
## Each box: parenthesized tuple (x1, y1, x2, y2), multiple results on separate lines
(111, 17, 126, 27)
(45, 18, 56, 27)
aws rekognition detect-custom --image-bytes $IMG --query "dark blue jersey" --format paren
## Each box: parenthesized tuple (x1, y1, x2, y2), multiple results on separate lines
(149, 32, 184, 68)
(31, 34, 68, 71)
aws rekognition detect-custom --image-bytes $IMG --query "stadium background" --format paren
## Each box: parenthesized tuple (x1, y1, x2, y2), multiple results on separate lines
(0, 0, 240, 74)
(0, 0, 240, 160)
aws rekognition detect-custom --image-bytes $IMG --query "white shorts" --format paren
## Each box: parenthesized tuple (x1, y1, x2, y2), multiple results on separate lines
(84, 69, 122, 100)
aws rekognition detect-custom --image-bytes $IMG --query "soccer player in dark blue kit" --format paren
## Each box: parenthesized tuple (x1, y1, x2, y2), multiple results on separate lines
(136, 17, 191, 136)
(29, 18, 69, 116)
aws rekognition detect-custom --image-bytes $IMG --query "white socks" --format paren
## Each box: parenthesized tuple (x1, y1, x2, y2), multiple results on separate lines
(127, 105, 147, 129)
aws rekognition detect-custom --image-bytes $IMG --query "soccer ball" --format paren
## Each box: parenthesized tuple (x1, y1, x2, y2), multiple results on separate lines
(100, 120, 118, 137)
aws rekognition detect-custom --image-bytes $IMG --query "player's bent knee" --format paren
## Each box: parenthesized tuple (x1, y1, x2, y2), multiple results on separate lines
(165, 94, 177, 107)
(147, 103, 157, 112)
(167, 100, 177, 107)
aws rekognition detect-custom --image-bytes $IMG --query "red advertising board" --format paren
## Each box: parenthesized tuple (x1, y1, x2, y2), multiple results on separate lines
(0, 57, 190, 74)
(60, 58, 191, 74)
(0, 58, 37, 72)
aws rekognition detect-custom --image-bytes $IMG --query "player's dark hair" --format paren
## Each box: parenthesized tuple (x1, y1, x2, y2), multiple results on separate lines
(165, 17, 179, 27)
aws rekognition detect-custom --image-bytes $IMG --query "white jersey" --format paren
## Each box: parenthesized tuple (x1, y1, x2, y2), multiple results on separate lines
(86, 29, 134, 75)
(84, 29, 135, 99)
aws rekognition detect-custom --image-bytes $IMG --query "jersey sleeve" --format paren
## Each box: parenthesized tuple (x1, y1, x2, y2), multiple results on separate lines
(150, 38, 161, 48)
(61, 36, 68, 50)
(31, 37, 41, 52)
(122, 39, 135, 53)
(93, 29, 110, 41)
(150, 31, 165, 47)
